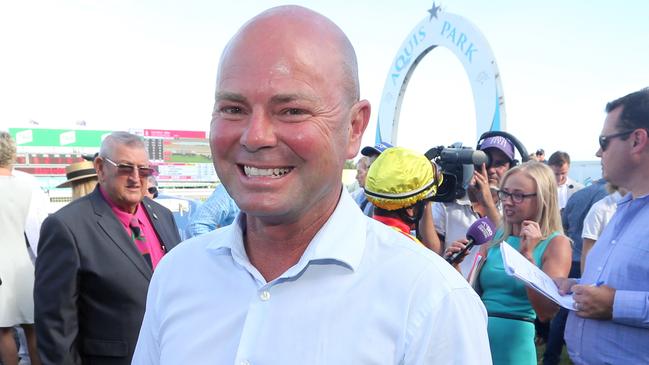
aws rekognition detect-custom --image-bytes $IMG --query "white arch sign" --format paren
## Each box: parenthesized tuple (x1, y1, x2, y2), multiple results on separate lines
(376, 7, 506, 144)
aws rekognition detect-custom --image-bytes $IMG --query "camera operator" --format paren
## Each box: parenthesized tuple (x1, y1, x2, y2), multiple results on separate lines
(432, 136, 517, 276)
(364, 147, 443, 252)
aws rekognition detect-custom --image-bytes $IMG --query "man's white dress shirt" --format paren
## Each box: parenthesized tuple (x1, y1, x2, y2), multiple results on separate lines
(133, 191, 491, 365)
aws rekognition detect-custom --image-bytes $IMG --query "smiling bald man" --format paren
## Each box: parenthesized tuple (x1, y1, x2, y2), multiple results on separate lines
(132, 6, 490, 365)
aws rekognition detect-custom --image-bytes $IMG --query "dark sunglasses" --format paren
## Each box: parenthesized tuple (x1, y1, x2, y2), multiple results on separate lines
(497, 190, 537, 204)
(598, 130, 635, 151)
(147, 186, 159, 198)
(103, 157, 155, 178)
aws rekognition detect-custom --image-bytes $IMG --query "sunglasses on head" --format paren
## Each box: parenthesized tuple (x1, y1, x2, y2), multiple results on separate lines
(103, 157, 155, 178)
(598, 130, 635, 151)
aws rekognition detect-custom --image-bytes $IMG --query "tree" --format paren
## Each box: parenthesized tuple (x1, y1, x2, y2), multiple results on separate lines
(344, 160, 356, 169)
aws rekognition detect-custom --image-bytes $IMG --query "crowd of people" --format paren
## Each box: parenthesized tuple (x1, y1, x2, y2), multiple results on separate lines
(1, 5, 648, 365)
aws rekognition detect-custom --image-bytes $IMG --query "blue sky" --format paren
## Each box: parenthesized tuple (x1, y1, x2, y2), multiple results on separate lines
(1, 0, 647, 161)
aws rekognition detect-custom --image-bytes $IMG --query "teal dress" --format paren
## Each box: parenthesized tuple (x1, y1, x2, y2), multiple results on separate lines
(478, 231, 560, 365)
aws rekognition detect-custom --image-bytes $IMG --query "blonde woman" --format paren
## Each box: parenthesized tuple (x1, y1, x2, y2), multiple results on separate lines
(447, 161, 571, 364)
(57, 160, 98, 200)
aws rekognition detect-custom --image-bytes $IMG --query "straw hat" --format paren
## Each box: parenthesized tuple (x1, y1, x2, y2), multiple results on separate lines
(364, 147, 442, 211)
(56, 160, 98, 188)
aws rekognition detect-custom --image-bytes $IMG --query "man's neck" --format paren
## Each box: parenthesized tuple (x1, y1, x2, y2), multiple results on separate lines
(243, 194, 340, 282)
(629, 180, 649, 198)
(623, 160, 649, 198)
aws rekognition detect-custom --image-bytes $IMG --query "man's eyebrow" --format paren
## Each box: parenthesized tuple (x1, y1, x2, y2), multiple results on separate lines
(215, 92, 247, 103)
(215, 92, 318, 105)
(269, 93, 317, 104)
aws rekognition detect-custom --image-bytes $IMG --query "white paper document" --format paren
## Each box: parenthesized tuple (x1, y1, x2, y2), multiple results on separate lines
(500, 242, 575, 310)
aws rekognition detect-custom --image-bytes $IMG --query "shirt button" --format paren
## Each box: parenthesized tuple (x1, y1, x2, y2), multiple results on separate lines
(597, 266, 603, 271)
(240, 360, 250, 365)
(260, 290, 271, 301)
(611, 240, 616, 244)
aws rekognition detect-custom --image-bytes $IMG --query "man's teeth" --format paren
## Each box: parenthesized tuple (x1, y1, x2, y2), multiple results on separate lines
(244, 166, 291, 178)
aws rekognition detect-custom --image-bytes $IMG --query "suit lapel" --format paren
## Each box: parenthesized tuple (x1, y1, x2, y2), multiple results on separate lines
(143, 199, 167, 252)
(143, 198, 179, 252)
(89, 188, 152, 281)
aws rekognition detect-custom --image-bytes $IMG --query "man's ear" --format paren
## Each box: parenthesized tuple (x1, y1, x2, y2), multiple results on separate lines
(631, 128, 648, 153)
(346, 99, 371, 159)
(94, 157, 105, 183)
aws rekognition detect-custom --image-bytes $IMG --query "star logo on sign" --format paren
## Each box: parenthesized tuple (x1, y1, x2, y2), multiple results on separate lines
(428, 2, 442, 21)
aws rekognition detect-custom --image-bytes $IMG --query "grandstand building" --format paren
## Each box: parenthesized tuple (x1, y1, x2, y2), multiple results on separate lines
(8, 127, 217, 211)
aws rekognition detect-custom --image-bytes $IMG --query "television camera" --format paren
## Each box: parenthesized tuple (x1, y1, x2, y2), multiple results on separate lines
(425, 131, 529, 203)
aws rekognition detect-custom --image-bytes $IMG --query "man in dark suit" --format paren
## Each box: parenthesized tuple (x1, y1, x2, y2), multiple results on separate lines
(34, 131, 181, 365)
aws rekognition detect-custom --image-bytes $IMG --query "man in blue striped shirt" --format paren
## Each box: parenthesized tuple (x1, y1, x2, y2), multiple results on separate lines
(558, 88, 649, 364)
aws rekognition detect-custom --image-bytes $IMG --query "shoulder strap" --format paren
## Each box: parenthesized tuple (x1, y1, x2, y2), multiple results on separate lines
(535, 231, 562, 268)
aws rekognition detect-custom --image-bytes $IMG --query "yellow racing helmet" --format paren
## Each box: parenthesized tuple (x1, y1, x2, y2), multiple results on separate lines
(364, 147, 442, 211)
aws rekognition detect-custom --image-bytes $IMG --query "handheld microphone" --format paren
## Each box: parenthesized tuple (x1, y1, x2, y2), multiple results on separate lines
(446, 217, 495, 265)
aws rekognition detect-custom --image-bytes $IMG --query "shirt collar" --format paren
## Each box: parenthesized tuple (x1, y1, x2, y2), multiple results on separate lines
(618, 191, 649, 205)
(456, 193, 472, 206)
(206, 188, 367, 274)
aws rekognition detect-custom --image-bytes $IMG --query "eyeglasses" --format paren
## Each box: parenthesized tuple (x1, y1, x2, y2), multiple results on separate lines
(497, 190, 537, 204)
(598, 130, 635, 151)
(103, 157, 155, 178)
